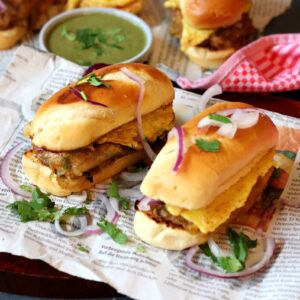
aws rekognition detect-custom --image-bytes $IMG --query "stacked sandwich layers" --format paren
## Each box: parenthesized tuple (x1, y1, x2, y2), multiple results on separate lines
(165, 0, 256, 69)
(23, 64, 175, 196)
(134, 102, 278, 250)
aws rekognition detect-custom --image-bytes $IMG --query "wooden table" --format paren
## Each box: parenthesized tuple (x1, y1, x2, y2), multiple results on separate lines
(0, 90, 299, 298)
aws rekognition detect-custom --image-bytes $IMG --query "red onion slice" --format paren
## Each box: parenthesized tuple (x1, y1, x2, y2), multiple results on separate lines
(217, 108, 261, 117)
(216, 123, 237, 139)
(120, 169, 148, 182)
(69, 87, 108, 108)
(66, 191, 87, 203)
(198, 84, 222, 112)
(121, 67, 156, 161)
(0, 143, 31, 199)
(231, 111, 260, 129)
(0, 0, 7, 13)
(207, 237, 231, 257)
(137, 196, 162, 211)
(83, 63, 108, 76)
(185, 237, 275, 278)
(54, 213, 88, 237)
(168, 127, 185, 172)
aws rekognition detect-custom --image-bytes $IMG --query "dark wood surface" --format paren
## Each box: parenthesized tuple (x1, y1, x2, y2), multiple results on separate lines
(0, 91, 299, 298)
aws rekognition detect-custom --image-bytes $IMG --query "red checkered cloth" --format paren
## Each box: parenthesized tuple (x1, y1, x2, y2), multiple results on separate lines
(177, 34, 300, 92)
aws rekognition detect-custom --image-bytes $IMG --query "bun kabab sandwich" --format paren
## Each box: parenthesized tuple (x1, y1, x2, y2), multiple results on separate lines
(134, 102, 278, 251)
(22, 64, 175, 196)
(66, 0, 144, 14)
(165, 0, 256, 69)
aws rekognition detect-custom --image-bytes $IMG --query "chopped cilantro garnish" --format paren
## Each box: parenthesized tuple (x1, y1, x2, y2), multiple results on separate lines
(97, 218, 128, 245)
(200, 228, 257, 273)
(7, 186, 58, 222)
(136, 244, 146, 253)
(20, 184, 34, 193)
(79, 90, 88, 101)
(195, 138, 221, 152)
(61, 26, 76, 41)
(63, 207, 88, 216)
(208, 114, 232, 124)
(107, 181, 131, 211)
(87, 73, 111, 88)
(77, 243, 90, 253)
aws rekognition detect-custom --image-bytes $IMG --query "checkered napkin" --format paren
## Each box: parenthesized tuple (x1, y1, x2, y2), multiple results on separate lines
(177, 34, 300, 92)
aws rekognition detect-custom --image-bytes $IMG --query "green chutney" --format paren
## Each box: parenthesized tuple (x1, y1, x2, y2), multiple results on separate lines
(47, 13, 146, 66)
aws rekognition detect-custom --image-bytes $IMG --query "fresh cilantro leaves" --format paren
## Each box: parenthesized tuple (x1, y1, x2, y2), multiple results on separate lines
(63, 207, 88, 216)
(61, 26, 76, 41)
(200, 228, 257, 273)
(97, 218, 128, 245)
(107, 181, 131, 211)
(7, 187, 58, 222)
(77, 243, 90, 253)
(87, 73, 111, 88)
(195, 138, 221, 152)
(208, 114, 232, 124)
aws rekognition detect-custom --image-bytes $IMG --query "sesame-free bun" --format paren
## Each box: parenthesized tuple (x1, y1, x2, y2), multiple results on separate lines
(141, 102, 278, 210)
(22, 150, 145, 196)
(0, 23, 27, 50)
(134, 211, 208, 250)
(184, 46, 235, 69)
(181, 0, 251, 29)
(25, 64, 174, 152)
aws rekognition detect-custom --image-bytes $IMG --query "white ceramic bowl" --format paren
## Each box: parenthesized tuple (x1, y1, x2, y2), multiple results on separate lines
(39, 8, 153, 64)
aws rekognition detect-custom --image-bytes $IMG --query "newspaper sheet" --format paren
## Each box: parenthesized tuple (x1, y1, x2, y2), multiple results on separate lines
(0, 0, 292, 79)
(0, 45, 300, 300)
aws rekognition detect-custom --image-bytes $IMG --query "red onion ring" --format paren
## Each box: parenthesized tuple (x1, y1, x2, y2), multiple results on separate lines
(0, 0, 7, 13)
(69, 87, 108, 107)
(168, 127, 185, 173)
(217, 108, 262, 117)
(185, 237, 275, 279)
(83, 63, 108, 76)
(121, 67, 156, 161)
(0, 143, 31, 199)
(137, 196, 162, 211)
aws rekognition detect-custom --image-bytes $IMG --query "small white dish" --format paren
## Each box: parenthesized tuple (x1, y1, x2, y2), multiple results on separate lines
(39, 8, 153, 65)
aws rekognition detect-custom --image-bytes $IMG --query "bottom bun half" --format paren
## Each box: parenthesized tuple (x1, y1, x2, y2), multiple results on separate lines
(134, 211, 208, 250)
(22, 151, 145, 196)
(184, 46, 235, 69)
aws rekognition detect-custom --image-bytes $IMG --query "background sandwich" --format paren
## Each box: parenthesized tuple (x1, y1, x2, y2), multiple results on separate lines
(23, 63, 175, 196)
(165, 0, 256, 69)
(134, 102, 278, 250)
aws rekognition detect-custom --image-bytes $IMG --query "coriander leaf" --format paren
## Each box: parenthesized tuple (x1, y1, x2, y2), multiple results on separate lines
(77, 243, 90, 253)
(208, 114, 232, 124)
(136, 244, 146, 253)
(200, 243, 218, 263)
(20, 184, 34, 193)
(63, 207, 88, 216)
(107, 181, 131, 211)
(217, 256, 244, 273)
(76, 28, 96, 49)
(97, 218, 128, 245)
(87, 73, 111, 88)
(195, 138, 221, 152)
(61, 26, 76, 41)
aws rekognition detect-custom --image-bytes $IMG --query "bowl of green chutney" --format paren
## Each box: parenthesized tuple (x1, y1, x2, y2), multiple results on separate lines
(39, 8, 153, 66)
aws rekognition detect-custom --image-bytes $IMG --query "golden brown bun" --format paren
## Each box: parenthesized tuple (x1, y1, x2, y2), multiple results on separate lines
(134, 211, 208, 250)
(22, 150, 145, 196)
(0, 23, 27, 50)
(184, 46, 235, 69)
(181, 0, 251, 29)
(79, 0, 143, 13)
(25, 64, 174, 152)
(141, 102, 278, 210)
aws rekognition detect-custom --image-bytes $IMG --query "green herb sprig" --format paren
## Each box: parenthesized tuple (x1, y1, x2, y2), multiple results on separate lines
(200, 228, 257, 273)
(107, 181, 131, 211)
(195, 138, 221, 152)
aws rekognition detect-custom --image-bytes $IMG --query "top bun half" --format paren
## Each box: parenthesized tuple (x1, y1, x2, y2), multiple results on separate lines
(25, 64, 174, 152)
(141, 102, 278, 210)
(181, 0, 252, 29)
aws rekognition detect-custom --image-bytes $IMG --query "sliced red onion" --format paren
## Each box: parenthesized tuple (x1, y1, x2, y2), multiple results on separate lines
(54, 213, 88, 237)
(207, 237, 231, 258)
(137, 196, 162, 211)
(118, 188, 143, 200)
(168, 127, 184, 173)
(66, 191, 87, 203)
(69, 87, 108, 108)
(83, 63, 108, 76)
(198, 84, 222, 113)
(121, 67, 156, 161)
(185, 237, 275, 278)
(0, 144, 31, 199)
(217, 108, 261, 117)
(0, 0, 7, 13)
(120, 169, 148, 182)
(230, 110, 260, 129)
(216, 123, 237, 139)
